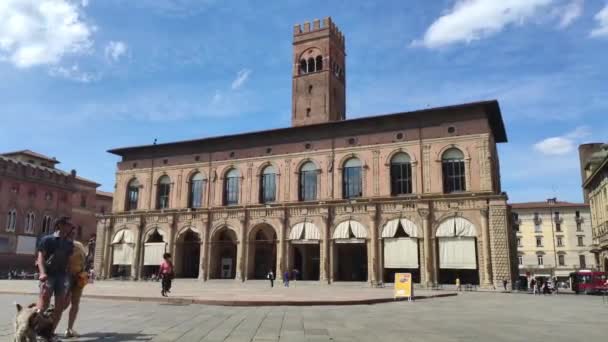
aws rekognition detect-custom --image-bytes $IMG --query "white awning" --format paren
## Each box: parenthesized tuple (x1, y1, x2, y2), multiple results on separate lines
(112, 229, 135, 244)
(289, 222, 321, 240)
(436, 217, 477, 237)
(112, 243, 134, 265)
(144, 242, 167, 266)
(383, 238, 418, 268)
(16, 236, 37, 255)
(289, 222, 305, 240)
(382, 218, 420, 238)
(439, 237, 477, 269)
(333, 220, 368, 239)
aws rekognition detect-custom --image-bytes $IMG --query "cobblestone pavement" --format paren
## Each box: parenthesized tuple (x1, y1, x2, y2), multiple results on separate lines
(1, 292, 606, 342)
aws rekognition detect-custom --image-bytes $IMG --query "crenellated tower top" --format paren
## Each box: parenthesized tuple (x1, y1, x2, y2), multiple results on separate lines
(291, 17, 346, 127)
(293, 17, 345, 49)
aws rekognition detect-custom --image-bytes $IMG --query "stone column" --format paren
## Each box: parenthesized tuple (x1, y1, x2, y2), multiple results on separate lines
(432, 237, 439, 285)
(370, 215, 378, 285)
(198, 239, 206, 281)
(275, 223, 285, 280)
(102, 220, 112, 279)
(320, 221, 329, 283)
(133, 225, 143, 280)
(481, 208, 492, 287)
(378, 237, 384, 283)
(419, 208, 433, 286)
(329, 240, 335, 283)
(235, 222, 246, 281)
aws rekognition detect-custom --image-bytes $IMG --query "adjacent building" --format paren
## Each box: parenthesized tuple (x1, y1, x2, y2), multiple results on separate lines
(94, 17, 516, 288)
(511, 199, 594, 282)
(0, 150, 112, 274)
(579, 143, 608, 272)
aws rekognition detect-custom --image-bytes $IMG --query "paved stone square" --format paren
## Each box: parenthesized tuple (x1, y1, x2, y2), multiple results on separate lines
(1, 291, 606, 342)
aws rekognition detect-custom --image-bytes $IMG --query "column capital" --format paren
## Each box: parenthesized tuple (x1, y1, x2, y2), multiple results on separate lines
(418, 208, 431, 219)
(480, 208, 489, 217)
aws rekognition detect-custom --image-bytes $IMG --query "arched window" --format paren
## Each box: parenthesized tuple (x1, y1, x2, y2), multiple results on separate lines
(390, 153, 412, 195)
(300, 59, 307, 75)
(442, 148, 466, 193)
(224, 169, 240, 205)
(189, 172, 206, 208)
(41, 215, 52, 235)
(260, 165, 276, 204)
(5, 209, 16, 232)
(307, 58, 315, 73)
(299, 162, 318, 201)
(315, 55, 323, 71)
(24, 211, 35, 234)
(156, 176, 171, 209)
(343, 158, 362, 199)
(126, 179, 140, 211)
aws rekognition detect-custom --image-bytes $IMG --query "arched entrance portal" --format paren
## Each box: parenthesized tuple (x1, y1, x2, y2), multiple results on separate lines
(288, 221, 321, 281)
(381, 218, 421, 283)
(176, 229, 201, 278)
(248, 225, 277, 279)
(332, 220, 368, 282)
(111, 229, 135, 278)
(436, 217, 479, 285)
(142, 229, 167, 279)
(210, 228, 238, 279)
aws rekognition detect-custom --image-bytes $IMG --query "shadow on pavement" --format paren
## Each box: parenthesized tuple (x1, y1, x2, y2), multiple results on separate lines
(73, 332, 153, 341)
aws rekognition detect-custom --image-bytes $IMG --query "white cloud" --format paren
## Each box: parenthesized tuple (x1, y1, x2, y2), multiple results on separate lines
(413, 0, 554, 48)
(533, 126, 591, 155)
(590, 4, 608, 37)
(231, 69, 251, 90)
(556, 0, 584, 28)
(0, 0, 93, 68)
(48, 64, 99, 83)
(104, 41, 128, 62)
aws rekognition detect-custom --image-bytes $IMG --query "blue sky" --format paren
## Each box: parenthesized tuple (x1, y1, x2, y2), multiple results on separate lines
(1, 0, 607, 203)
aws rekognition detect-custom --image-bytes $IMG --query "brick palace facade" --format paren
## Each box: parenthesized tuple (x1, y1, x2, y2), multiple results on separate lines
(1, 150, 113, 274)
(94, 17, 516, 288)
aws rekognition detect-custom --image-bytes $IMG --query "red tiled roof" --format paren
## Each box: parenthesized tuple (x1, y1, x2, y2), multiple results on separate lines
(96, 190, 114, 198)
(510, 201, 588, 209)
(1, 149, 59, 163)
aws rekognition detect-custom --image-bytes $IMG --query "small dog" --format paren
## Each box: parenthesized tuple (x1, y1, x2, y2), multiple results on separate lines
(14, 303, 54, 342)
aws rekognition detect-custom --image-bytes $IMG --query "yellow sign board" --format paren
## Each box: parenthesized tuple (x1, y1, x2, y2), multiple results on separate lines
(394, 273, 413, 301)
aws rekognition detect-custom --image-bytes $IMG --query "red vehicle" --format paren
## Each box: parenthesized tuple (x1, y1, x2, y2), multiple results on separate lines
(569, 271, 608, 294)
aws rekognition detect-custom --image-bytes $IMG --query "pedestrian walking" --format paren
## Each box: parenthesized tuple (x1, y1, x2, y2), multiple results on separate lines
(531, 279, 538, 295)
(159, 253, 174, 297)
(503, 279, 508, 291)
(455, 276, 461, 291)
(267, 270, 274, 287)
(63, 230, 88, 338)
(36, 216, 75, 342)
(283, 271, 290, 287)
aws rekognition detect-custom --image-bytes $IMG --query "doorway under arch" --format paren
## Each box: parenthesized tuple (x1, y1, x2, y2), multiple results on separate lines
(176, 229, 201, 278)
(142, 229, 167, 279)
(248, 224, 277, 279)
(210, 228, 238, 279)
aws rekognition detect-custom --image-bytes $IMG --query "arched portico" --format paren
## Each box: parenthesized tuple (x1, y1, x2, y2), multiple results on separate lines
(331, 220, 368, 282)
(141, 228, 168, 278)
(247, 224, 278, 279)
(209, 226, 238, 279)
(110, 229, 135, 278)
(380, 218, 421, 283)
(175, 228, 201, 278)
(435, 216, 479, 285)
(287, 221, 321, 281)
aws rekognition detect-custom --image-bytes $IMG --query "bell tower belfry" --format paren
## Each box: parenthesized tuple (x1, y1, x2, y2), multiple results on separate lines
(292, 17, 346, 127)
